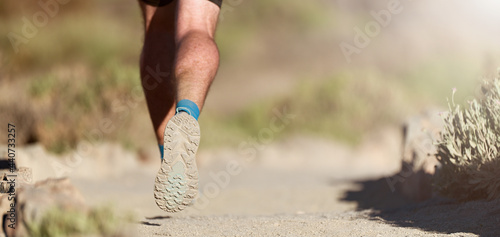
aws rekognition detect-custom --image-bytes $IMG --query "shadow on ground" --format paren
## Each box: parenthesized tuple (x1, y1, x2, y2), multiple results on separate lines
(138, 216, 172, 226)
(146, 216, 172, 220)
(342, 175, 500, 237)
(139, 221, 161, 226)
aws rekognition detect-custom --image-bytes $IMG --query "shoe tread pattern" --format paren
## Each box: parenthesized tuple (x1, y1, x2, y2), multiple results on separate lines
(154, 113, 200, 212)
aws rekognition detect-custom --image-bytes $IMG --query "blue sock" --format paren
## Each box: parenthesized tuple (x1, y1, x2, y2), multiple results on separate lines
(158, 144, 164, 161)
(176, 99, 200, 120)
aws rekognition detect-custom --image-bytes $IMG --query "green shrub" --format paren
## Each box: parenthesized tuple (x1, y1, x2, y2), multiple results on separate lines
(26, 205, 133, 237)
(435, 77, 500, 200)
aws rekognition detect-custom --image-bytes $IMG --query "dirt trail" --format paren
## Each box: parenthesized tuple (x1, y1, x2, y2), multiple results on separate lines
(60, 132, 497, 237)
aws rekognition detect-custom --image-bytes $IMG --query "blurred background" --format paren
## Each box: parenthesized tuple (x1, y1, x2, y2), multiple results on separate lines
(1, 0, 500, 154)
(3, 1, 500, 236)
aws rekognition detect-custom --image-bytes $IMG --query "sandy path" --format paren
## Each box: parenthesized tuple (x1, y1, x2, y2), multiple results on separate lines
(66, 134, 498, 237)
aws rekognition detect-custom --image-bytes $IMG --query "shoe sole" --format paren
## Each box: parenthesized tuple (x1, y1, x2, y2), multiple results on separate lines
(154, 113, 200, 212)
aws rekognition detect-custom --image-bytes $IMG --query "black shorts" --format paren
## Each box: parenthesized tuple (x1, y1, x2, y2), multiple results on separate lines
(141, 0, 222, 8)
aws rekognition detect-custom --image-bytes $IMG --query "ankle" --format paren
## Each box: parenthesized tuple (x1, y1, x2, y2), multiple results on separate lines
(175, 99, 200, 120)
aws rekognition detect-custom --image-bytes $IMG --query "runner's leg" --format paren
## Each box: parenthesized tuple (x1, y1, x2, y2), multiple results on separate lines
(139, 1, 177, 146)
(140, 0, 221, 212)
(174, 0, 220, 113)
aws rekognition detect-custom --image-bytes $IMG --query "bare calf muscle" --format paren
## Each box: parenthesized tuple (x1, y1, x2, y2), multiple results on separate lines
(138, 0, 221, 212)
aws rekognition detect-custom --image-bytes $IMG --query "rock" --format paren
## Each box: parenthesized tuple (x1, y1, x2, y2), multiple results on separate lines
(15, 168, 32, 185)
(0, 144, 136, 236)
(388, 109, 444, 202)
(15, 144, 59, 182)
(0, 174, 11, 194)
(3, 177, 87, 237)
(0, 195, 10, 237)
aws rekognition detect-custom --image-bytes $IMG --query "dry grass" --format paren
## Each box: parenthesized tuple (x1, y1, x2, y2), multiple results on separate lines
(0, 0, 486, 154)
(435, 77, 500, 201)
